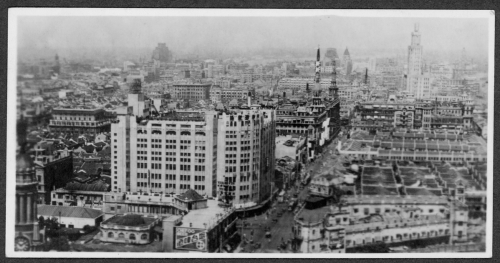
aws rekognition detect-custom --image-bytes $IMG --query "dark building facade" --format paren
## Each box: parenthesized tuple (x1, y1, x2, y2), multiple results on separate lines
(152, 43, 173, 63)
(35, 155, 74, 205)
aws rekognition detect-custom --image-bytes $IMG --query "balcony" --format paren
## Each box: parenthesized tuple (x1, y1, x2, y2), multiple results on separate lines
(49, 120, 112, 127)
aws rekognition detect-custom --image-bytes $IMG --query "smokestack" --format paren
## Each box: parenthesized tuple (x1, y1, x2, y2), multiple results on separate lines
(317, 46, 321, 61)
(248, 92, 251, 107)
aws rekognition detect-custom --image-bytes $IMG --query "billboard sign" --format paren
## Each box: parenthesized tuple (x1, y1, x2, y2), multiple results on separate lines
(174, 227, 208, 252)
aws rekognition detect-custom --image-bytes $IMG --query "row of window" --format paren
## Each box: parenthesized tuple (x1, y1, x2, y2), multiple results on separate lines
(106, 232, 148, 240)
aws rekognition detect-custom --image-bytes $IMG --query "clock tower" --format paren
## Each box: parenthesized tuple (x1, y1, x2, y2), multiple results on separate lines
(15, 113, 41, 251)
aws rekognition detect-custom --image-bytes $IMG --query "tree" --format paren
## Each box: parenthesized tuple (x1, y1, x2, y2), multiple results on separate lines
(46, 236, 71, 251)
(38, 216, 45, 229)
(44, 217, 60, 238)
(83, 225, 91, 233)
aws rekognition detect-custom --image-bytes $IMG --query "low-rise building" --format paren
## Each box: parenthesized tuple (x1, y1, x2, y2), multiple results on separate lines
(49, 179, 109, 209)
(162, 198, 238, 252)
(293, 195, 469, 253)
(275, 135, 307, 163)
(49, 108, 116, 136)
(99, 214, 161, 244)
(102, 191, 187, 220)
(37, 205, 104, 228)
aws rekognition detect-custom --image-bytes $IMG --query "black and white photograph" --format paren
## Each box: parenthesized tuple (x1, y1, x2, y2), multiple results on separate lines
(6, 9, 493, 257)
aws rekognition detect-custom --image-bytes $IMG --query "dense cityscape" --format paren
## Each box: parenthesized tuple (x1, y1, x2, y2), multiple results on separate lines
(13, 15, 489, 254)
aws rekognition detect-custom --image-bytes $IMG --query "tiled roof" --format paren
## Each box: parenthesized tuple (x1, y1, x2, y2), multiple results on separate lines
(37, 205, 103, 219)
(64, 180, 109, 192)
(176, 189, 205, 202)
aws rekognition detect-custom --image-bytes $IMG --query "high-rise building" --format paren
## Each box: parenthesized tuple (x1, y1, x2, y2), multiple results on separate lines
(111, 111, 219, 196)
(53, 53, 60, 74)
(216, 109, 276, 208)
(323, 48, 340, 66)
(276, 47, 341, 160)
(406, 23, 432, 98)
(342, 47, 353, 75)
(407, 24, 423, 77)
(152, 43, 173, 63)
(111, 106, 277, 210)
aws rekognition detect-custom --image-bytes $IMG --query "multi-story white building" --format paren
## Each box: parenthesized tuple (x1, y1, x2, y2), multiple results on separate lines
(406, 24, 433, 99)
(216, 109, 276, 208)
(112, 86, 276, 209)
(111, 110, 219, 197)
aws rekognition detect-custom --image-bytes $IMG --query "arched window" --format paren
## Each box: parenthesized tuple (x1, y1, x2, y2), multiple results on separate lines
(118, 233, 125, 239)
(166, 131, 176, 135)
(181, 131, 191, 136)
(141, 234, 148, 240)
(108, 232, 114, 238)
(130, 234, 136, 240)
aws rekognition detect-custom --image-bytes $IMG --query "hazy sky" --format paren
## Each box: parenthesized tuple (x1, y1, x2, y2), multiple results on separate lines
(17, 15, 489, 58)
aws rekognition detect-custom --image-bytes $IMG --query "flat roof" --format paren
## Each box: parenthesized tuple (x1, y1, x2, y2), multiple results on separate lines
(181, 199, 231, 230)
(296, 206, 338, 224)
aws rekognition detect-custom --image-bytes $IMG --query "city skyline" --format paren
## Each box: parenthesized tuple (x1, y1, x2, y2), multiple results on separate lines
(8, 8, 493, 257)
(17, 15, 489, 60)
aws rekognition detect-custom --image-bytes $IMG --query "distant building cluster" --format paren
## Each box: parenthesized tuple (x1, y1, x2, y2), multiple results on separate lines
(14, 21, 488, 254)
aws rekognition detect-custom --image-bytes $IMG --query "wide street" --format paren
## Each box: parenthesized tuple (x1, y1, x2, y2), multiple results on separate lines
(234, 134, 349, 253)
(235, 201, 297, 253)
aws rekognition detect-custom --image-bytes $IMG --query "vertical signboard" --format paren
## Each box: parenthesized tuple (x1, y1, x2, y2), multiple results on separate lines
(174, 227, 208, 252)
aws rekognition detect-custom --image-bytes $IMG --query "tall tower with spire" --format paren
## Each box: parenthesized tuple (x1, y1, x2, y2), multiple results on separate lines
(329, 60, 339, 100)
(407, 23, 423, 93)
(343, 47, 353, 76)
(313, 46, 323, 105)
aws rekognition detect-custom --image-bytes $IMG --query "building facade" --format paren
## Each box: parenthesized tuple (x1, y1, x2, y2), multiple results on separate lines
(111, 111, 219, 197)
(172, 84, 211, 101)
(406, 24, 433, 99)
(34, 153, 74, 205)
(216, 109, 276, 208)
(293, 195, 469, 253)
(100, 214, 161, 244)
(49, 108, 116, 135)
(15, 151, 42, 251)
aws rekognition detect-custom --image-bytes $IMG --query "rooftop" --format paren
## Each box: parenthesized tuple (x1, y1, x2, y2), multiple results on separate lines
(37, 205, 103, 219)
(176, 189, 206, 202)
(345, 195, 449, 205)
(103, 214, 158, 227)
(181, 199, 233, 230)
(296, 205, 336, 224)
